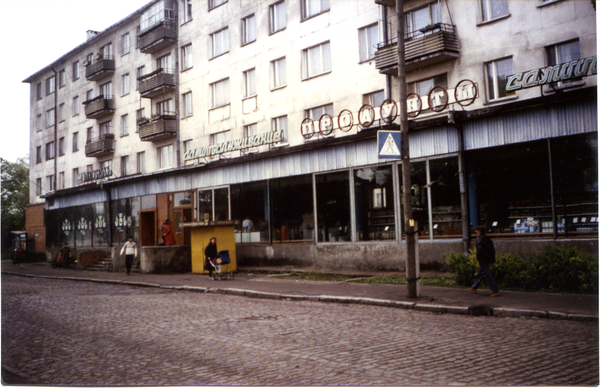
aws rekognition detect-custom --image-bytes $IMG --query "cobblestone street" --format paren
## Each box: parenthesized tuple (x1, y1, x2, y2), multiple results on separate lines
(2, 274, 598, 386)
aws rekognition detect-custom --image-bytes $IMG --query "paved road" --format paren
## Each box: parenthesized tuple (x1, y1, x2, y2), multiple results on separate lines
(2, 274, 598, 386)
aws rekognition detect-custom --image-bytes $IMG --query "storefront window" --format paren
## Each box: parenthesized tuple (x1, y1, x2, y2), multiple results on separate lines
(231, 181, 269, 243)
(215, 188, 230, 221)
(198, 190, 213, 222)
(75, 205, 93, 247)
(112, 199, 129, 246)
(316, 171, 351, 242)
(141, 194, 156, 210)
(198, 188, 230, 222)
(429, 157, 461, 238)
(270, 174, 314, 242)
(174, 191, 192, 206)
(354, 165, 395, 241)
(93, 202, 109, 247)
(400, 161, 428, 238)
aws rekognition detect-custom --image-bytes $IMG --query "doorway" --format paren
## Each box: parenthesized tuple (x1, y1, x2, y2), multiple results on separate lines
(140, 210, 156, 246)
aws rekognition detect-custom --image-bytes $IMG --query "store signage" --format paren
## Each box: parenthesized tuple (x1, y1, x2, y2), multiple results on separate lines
(506, 56, 597, 92)
(301, 79, 478, 139)
(184, 130, 284, 162)
(79, 166, 112, 183)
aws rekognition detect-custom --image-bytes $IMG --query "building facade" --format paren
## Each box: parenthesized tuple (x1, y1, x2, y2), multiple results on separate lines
(25, 0, 597, 271)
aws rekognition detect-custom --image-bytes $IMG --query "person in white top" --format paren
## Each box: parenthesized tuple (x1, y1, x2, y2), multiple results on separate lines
(120, 236, 138, 275)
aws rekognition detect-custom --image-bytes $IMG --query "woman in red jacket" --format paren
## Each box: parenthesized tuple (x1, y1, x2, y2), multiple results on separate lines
(163, 219, 176, 246)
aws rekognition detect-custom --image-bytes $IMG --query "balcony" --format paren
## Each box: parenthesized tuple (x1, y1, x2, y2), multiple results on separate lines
(138, 68, 176, 98)
(375, 23, 459, 75)
(138, 113, 177, 141)
(138, 20, 177, 54)
(84, 95, 115, 120)
(85, 133, 115, 158)
(374, 0, 395, 5)
(85, 57, 115, 81)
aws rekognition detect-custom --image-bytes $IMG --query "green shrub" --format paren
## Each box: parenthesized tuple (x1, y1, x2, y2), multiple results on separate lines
(442, 250, 478, 287)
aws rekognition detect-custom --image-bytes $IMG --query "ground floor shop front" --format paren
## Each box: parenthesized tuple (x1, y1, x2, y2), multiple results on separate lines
(38, 93, 598, 271)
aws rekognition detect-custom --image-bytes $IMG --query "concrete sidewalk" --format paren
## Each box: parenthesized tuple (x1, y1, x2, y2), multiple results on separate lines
(2, 261, 597, 322)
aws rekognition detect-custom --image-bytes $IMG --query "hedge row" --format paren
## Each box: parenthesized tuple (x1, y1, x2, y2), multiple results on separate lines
(442, 244, 598, 294)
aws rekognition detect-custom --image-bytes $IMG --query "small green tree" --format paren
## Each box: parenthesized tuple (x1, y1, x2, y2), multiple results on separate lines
(1, 157, 29, 257)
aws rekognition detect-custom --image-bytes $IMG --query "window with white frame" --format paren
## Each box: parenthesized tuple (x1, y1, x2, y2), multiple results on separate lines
(86, 127, 93, 142)
(73, 96, 80, 116)
(101, 160, 112, 173)
(182, 0, 193, 22)
(86, 89, 93, 101)
(121, 155, 129, 176)
(99, 121, 112, 136)
(209, 0, 227, 10)
(72, 168, 79, 186)
(241, 14, 256, 45)
(182, 44, 193, 70)
(120, 114, 129, 137)
(137, 151, 146, 173)
(46, 76, 55, 95)
(244, 123, 258, 138)
(269, 1, 286, 34)
(302, 41, 331, 79)
(36, 178, 42, 195)
(271, 57, 286, 89)
(408, 74, 448, 96)
(136, 66, 145, 90)
(210, 28, 229, 58)
(211, 78, 230, 108)
(486, 57, 514, 100)
(157, 54, 172, 71)
(158, 145, 174, 169)
(302, 0, 329, 20)
(121, 73, 130, 96)
(46, 108, 55, 128)
(58, 172, 65, 190)
(100, 82, 112, 98)
(243, 68, 256, 98)
(306, 103, 334, 120)
(59, 103, 65, 123)
(182, 92, 193, 117)
(101, 43, 113, 59)
(47, 175, 55, 192)
(121, 33, 130, 55)
(481, 0, 509, 22)
(546, 40, 582, 87)
(183, 140, 193, 154)
(72, 132, 79, 152)
(210, 130, 231, 158)
(272, 115, 288, 144)
(363, 90, 385, 107)
(59, 69, 66, 88)
(46, 141, 55, 160)
(359, 23, 380, 62)
(157, 99, 173, 116)
(59, 137, 65, 156)
(405, 2, 441, 37)
(72, 61, 80, 81)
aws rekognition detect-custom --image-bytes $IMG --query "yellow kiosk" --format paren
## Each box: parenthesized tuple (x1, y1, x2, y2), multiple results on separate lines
(185, 221, 237, 275)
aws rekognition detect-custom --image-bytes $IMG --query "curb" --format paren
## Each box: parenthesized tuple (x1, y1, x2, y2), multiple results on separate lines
(3, 271, 597, 322)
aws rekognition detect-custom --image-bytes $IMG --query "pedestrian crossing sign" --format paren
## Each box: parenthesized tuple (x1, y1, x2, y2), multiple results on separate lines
(378, 130, 401, 159)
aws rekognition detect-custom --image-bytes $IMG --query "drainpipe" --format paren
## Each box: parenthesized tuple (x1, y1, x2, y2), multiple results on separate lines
(380, 4, 393, 100)
(174, 16, 181, 169)
(50, 67, 58, 193)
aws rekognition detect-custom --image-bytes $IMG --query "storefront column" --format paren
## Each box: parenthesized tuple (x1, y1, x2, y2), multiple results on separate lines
(450, 112, 471, 252)
(547, 139, 558, 239)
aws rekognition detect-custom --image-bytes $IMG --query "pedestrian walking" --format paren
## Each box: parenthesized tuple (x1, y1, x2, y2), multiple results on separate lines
(13, 243, 25, 268)
(468, 225, 501, 297)
(204, 237, 217, 279)
(163, 219, 176, 246)
(120, 236, 138, 275)
(60, 243, 72, 269)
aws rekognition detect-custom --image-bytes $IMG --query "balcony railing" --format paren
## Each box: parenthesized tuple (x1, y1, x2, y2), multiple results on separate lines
(85, 133, 115, 157)
(138, 20, 177, 54)
(375, 23, 459, 75)
(85, 57, 116, 81)
(138, 68, 176, 98)
(84, 95, 115, 119)
(138, 113, 177, 141)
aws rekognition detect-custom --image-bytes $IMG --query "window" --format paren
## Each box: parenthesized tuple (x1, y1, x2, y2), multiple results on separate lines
(121, 155, 129, 176)
(231, 181, 269, 242)
(46, 109, 55, 128)
(100, 82, 112, 98)
(121, 33, 130, 55)
(136, 66, 145, 90)
(58, 172, 65, 190)
(270, 1, 286, 33)
(363, 90, 385, 107)
(140, 1, 173, 32)
(209, 0, 226, 10)
(59, 103, 65, 123)
(59, 69, 66, 88)
(46, 142, 55, 160)
(46, 76, 55, 95)
(241, 14, 256, 45)
(86, 127, 93, 142)
(302, 42, 331, 79)
(546, 39, 581, 86)
(210, 28, 229, 58)
(243, 68, 256, 98)
(317, 172, 352, 242)
(137, 151, 146, 173)
(72, 168, 79, 186)
(407, 74, 448, 112)
(157, 99, 173, 115)
(210, 130, 232, 157)
(481, 0, 509, 22)
(72, 132, 79, 152)
(359, 23, 379, 62)
(211, 78, 230, 108)
(272, 115, 288, 144)
(136, 108, 145, 132)
(355, 165, 395, 241)
(36, 83, 42, 100)
(270, 175, 314, 242)
(182, 0, 193, 22)
(72, 61, 80, 81)
(36, 146, 42, 164)
(182, 92, 193, 117)
(37, 114, 42, 132)
(86, 89, 93, 101)
(306, 103, 333, 120)
(99, 121, 112, 136)
(183, 140, 193, 154)
(405, 2, 441, 37)
(157, 54, 172, 71)
(100, 43, 113, 59)
(181, 44, 193, 70)
(486, 57, 514, 100)
(302, 0, 329, 20)
(244, 123, 258, 138)
(36, 178, 42, 196)
(158, 145, 174, 169)
(73, 96, 80, 116)
(59, 137, 65, 156)
(271, 57, 287, 89)
(120, 114, 129, 137)
(121, 73, 130, 96)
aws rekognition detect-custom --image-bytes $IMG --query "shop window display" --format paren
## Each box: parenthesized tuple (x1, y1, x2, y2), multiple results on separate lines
(231, 181, 270, 243)
(270, 174, 314, 242)
(429, 158, 461, 237)
(316, 172, 351, 242)
(354, 165, 395, 241)
(93, 202, 109, 247)
(400, 161, 428, 238)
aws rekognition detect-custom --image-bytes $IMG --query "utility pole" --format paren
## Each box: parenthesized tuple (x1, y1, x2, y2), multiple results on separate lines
(396, 0, 419, 298)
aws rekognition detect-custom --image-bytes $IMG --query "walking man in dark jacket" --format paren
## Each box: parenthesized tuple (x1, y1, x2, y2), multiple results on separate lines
(468, 226, 501, 297)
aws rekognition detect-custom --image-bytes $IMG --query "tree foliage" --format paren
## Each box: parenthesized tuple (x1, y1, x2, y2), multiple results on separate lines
(1, 157, 29, 255)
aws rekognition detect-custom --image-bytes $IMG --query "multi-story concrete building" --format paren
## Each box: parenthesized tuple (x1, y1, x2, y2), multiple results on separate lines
(24, 0, 597, 271)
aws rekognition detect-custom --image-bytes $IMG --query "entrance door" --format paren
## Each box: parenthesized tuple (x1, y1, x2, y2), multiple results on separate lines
(140, 210, 156, 246)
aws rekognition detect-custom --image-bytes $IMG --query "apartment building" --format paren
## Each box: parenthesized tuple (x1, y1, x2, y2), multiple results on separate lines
(24, 0, 597, 270)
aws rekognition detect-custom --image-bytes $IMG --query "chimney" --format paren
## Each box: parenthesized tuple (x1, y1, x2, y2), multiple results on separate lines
(86, 30, 99, 41)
